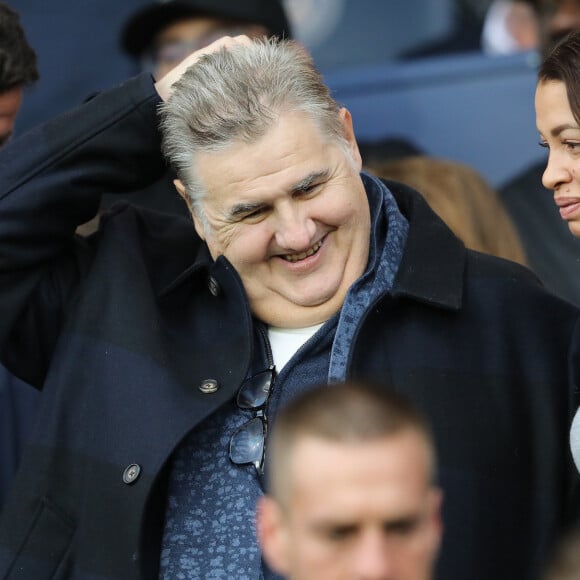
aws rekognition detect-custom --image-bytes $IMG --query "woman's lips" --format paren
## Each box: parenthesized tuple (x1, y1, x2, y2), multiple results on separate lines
(556, 198, 580, 220)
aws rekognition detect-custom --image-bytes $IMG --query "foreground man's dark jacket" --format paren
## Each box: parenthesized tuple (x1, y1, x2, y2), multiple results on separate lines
(0, 74, 579, 580)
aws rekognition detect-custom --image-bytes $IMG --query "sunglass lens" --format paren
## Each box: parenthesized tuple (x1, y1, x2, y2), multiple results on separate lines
(229, 417, 265, 465)
(237, 369, 273, 409)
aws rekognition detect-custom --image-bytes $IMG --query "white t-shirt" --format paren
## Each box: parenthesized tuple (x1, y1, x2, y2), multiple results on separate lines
(268, 323, 324, 372)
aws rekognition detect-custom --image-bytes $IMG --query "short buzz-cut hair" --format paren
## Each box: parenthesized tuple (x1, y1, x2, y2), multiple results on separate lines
(0, 2, 38, 92)
(538, 30, 580, 126)
(159, 38, 350, 227)
(265, 380, 437, 504)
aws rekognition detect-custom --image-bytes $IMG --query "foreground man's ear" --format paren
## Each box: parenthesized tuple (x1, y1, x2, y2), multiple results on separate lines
(256, 495, 291, 577)
(338, 107, 362, 171)
(173, 178, 206, 241)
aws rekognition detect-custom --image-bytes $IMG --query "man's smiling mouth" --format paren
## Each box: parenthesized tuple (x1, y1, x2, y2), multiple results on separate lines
(281, 239, 323, 263)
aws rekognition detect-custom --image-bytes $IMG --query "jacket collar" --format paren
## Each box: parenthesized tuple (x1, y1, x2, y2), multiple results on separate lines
(384, 179, 465, 310)
(159, 242, 213, 298)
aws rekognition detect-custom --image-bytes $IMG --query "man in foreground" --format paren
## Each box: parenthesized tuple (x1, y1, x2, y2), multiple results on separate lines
(257, 380, 442, 580)
(0, 36, 577, 579)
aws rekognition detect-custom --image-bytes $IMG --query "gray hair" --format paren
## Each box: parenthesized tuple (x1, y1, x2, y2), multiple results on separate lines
(159, 38, 347, 225)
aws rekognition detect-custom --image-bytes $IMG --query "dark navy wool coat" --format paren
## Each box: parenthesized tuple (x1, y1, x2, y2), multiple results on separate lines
(0, 74, 579, 580)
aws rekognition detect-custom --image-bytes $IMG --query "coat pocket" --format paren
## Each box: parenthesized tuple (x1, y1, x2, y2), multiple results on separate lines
(4, 497, 75, 579)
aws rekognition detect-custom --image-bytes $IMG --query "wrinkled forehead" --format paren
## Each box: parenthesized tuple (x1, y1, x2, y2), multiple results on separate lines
(193, 111, 344, 197)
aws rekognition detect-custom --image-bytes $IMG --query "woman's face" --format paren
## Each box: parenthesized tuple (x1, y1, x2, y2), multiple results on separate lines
(536, 78, 580, 237)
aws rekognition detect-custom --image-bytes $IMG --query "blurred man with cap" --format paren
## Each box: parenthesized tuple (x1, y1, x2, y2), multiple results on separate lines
(537, 0, 580, 49)
(121, 0, 292, 79)
(80, 0, 293, 225)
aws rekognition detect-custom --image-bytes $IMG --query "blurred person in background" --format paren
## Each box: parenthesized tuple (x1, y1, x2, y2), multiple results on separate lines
(120, 0, 291, 81)
(544, 525, 580, 580)
(257, 380, 442, 580)
(538, 0, 580, 49)
(0, 1, 38, 146)
(0, 0, 40, 510)
(365, 155, 529, 267)
(481, 0, 540, 55)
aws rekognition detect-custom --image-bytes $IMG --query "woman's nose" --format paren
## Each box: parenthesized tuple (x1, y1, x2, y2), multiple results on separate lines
(542, 151, 572, 191)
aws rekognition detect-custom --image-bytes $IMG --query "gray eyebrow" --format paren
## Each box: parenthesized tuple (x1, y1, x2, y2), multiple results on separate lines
(292, 170, 330, 192)
(227, 170, 330, 220)
(228, 201, 265, 220)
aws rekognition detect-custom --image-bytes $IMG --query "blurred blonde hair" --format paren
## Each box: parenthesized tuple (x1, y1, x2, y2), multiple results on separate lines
(366, 155, 528, 267)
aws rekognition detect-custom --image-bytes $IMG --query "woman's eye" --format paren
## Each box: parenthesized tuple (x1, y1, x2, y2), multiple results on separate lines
(565, 141, 580, 151)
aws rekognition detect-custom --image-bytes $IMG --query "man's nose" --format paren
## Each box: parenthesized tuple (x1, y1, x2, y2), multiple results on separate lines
(273, 205, 316, 251)
(351, 532, 394, 580)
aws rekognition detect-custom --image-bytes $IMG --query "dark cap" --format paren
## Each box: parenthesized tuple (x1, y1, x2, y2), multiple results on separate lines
(121, 0, 292, 58)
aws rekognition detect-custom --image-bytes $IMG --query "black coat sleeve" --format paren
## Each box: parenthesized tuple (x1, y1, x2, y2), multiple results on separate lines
(0, 73, 167, 385)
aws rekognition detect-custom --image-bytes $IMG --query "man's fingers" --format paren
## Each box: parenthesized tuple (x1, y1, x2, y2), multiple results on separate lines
(155, 34, 253, 101)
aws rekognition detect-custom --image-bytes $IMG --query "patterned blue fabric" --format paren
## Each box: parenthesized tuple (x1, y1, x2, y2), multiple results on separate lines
(159, 324, 273, 580)
(159, 401, 263, 579)
(159, 175, 409, 579)
(329, 173, 409, 380)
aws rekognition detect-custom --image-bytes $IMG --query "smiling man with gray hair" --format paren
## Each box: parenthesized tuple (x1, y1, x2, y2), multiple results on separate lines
(0, 35, 578, 580)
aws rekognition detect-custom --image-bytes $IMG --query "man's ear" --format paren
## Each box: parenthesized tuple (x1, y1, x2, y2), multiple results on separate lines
(338, 107, 362, 171)
(256, 495, 291, 577)
(173, 179, 206, 241)
(429, 487, 444, 555)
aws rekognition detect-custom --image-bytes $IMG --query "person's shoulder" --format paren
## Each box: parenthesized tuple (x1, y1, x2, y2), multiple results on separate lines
(465, 248, 580, 314)
(466, 248, 538, 282)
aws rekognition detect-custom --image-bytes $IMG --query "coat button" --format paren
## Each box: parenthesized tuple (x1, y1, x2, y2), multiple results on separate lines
(122, 464, 141, 485)
(199, 379, 219, 394)
(207, 276, 220, 297)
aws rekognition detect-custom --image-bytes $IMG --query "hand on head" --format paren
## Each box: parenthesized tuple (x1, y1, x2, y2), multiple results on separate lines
(154, 34, 253, 102)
